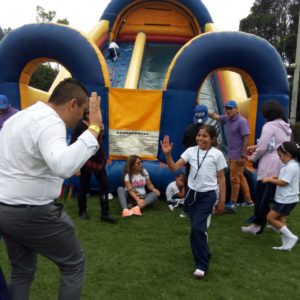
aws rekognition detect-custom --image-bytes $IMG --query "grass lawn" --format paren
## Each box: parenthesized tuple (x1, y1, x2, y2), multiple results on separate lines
(1, 196, 300, 300)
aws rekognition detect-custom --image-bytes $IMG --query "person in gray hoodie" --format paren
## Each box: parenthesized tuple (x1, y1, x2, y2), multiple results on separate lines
(241, 100, 292, 235)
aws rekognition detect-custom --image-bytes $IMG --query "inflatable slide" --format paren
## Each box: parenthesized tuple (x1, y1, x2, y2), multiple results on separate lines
(0, 0, 289, 191)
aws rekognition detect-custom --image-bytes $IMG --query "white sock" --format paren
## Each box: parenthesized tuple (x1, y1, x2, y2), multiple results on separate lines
(280, 234, 289, 247)
(280, 226, 296, 239)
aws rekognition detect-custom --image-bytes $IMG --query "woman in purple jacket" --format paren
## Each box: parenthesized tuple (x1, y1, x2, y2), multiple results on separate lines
(242, 100, 291, 234)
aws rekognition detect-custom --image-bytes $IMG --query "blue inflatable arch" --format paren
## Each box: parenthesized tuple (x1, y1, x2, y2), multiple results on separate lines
(164, 31, 289, 140)
(0, 23, 109, 109)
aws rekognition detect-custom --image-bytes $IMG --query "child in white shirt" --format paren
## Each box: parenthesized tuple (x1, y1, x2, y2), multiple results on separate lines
(262, 141, 300, 251)
(166, 173, 186, 213)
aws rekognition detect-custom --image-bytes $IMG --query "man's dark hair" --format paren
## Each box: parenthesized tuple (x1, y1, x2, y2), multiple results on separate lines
(48, 78, 88, 107)
(261, 100, 287, 122)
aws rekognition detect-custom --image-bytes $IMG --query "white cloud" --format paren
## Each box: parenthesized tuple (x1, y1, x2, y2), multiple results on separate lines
(202, 0, 255, 31)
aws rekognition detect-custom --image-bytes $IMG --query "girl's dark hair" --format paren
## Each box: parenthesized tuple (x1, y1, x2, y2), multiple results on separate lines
(48, 78, 88, 107)
(198, 124, 217, 140)
(261, 100, 287, 122)
(277, 141, 300, 162)
(122, 155, 146, 183)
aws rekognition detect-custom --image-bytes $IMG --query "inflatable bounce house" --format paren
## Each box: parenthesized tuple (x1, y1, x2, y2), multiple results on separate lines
(0, 0, 289, 192)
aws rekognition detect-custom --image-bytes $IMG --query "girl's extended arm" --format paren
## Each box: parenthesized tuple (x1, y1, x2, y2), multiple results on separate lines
(160, 135, 186, 171)
(261, 176, 288, 186)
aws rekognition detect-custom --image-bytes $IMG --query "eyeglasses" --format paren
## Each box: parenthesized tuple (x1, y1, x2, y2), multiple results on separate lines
(225, 107, 234, 110)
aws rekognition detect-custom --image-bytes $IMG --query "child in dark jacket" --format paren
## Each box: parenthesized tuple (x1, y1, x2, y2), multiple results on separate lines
(71, 110, 117, 223)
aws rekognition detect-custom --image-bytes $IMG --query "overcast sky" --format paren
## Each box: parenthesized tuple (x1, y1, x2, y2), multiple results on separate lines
(0, 0, 255, 33)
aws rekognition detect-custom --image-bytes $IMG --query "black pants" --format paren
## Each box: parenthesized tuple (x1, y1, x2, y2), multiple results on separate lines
(254, 181, 276, 228)
(77, 168, 110, 216)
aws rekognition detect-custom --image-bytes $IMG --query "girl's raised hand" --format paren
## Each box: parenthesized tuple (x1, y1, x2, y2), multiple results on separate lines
(160, 135, 173, 154)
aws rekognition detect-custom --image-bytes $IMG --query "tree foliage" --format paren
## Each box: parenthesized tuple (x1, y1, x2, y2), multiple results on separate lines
(0, 27, 4, 40)
(240, 0, 300, 121)
(0, 27, 12, 41)
(29, 6, 69, 90)
(36, 5, 69, 25)
(36, 5, 56, 23)
(240, 0, 300, 64)
(29, 64, 59, 92)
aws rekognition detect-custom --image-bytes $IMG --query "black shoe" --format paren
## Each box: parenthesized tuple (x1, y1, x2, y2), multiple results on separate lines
(101, 215, 118, 224)
(79, 211, 89, 220)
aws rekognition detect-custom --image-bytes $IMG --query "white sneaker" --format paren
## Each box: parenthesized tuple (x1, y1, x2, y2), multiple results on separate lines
(108, 193, 114, 200)
(241, 224, 261, 235)
(273, 235, 298, 251)
(179, 211, 187, 218)
(241, 201, 255, 207)
(272, 245, 291, 251)
(193, 269, 205, 278)
(285, 235, 298, 250)
(168, 204, 174, 211)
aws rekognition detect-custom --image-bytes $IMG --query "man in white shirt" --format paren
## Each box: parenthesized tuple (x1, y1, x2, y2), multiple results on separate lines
(0, 78, 102, 300)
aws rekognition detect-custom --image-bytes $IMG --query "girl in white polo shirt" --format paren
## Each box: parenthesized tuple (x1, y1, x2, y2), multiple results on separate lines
(262, 141, 300, 251)
(161, 124, 227, 279)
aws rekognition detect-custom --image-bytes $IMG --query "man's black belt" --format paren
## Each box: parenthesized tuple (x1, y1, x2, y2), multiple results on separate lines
(0, 202, 46, 208)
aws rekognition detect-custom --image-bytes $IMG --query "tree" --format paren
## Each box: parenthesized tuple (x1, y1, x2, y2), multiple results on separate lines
(0, 27, 4, 40)
(29, 64, 59, 91)
(240, 0, 300, 65)
(56, 18, 69, 25)
(36, 5, 69, 25)
(30, 6, 69, 91)
(36, 5, 56, 23)
(240, 0, 300, 122)
(0, 26, 12, 41)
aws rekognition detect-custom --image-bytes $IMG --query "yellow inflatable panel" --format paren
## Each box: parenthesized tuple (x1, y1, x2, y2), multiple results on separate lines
(109, 88, 162, 159)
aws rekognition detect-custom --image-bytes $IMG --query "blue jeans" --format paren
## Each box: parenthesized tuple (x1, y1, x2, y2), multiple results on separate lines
(186, 190, 216, 271)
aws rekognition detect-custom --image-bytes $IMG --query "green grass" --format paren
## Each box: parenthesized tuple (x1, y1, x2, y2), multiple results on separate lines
(1, 196, 300, 300)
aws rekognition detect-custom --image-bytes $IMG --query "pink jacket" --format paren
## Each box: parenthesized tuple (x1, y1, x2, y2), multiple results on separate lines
(253, 119, 291, 180)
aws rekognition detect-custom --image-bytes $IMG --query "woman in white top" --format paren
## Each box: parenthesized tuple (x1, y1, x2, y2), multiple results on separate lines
(161, 124, 227, 279)
(117, 155, 160, 217)
(262, 142, 300, 251)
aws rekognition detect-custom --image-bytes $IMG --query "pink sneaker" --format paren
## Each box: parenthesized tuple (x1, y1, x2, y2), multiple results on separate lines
(122, 209, 133, 218)
(131, 206, 142, 216)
